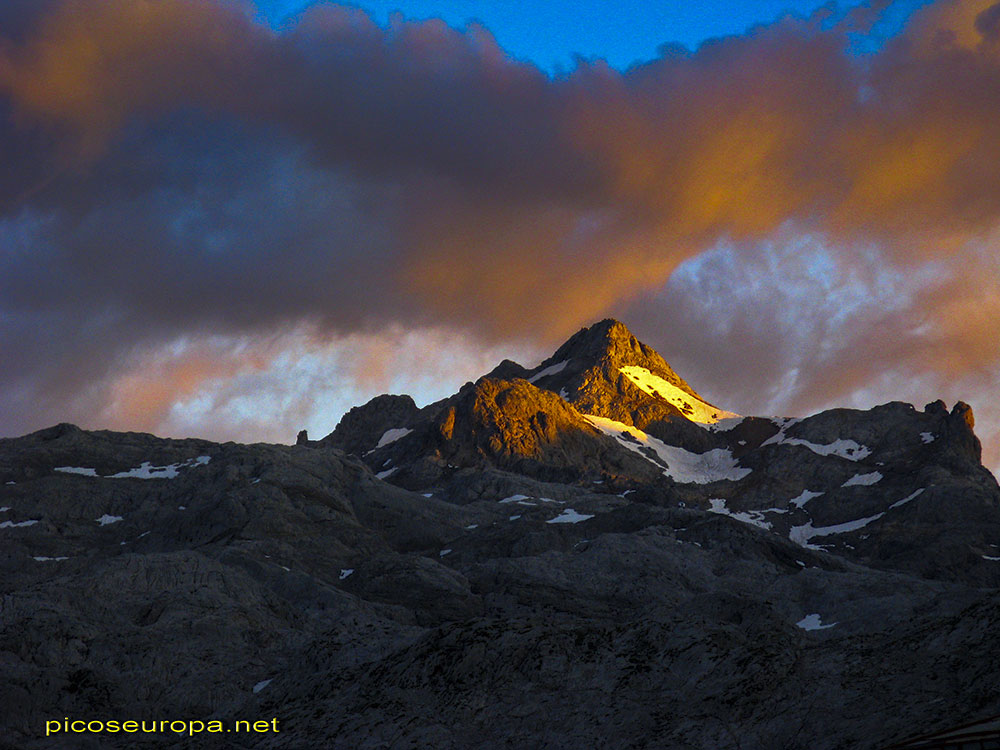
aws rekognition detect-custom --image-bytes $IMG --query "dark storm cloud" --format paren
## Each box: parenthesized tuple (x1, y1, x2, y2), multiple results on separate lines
(2, 0, 1000, 442)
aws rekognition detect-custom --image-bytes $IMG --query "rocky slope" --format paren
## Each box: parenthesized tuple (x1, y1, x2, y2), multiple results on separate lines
(2, 320, 999, 749)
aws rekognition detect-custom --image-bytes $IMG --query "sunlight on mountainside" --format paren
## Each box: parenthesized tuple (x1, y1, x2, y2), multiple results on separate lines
(619, 365, 739, 423)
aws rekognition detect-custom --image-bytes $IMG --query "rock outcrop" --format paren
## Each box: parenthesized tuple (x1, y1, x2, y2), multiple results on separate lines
(319, 394, 420, 455)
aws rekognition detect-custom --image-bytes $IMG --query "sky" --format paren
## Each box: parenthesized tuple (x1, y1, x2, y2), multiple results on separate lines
(257, 0, 884, 68)
(2, 0, 1000, 473)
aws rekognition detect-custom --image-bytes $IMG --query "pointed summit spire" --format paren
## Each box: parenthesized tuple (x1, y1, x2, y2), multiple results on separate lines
(523, 319, 737, 428)
(547, 319, 674, 377)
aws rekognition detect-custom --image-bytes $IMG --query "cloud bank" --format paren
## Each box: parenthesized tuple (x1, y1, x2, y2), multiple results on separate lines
(1, 0, 1000, 466)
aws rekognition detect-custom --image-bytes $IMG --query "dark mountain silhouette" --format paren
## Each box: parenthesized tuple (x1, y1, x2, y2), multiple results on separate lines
(2, 320, 999, 749)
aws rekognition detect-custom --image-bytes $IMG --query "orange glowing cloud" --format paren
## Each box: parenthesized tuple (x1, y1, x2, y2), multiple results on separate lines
(0, 0, 267, 159)
(2, 0, 1000, 454)
(98, 337, 283, 432)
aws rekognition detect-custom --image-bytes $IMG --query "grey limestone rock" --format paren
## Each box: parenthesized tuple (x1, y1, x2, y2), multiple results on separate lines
(319, 394, 420, 455)
(3, 320, 1000, 749)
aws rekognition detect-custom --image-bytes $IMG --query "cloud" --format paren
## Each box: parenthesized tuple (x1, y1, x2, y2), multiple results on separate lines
(619, 235, 1000, 474)
(82, 324, 541, 444)
(0, 0, 999, 457)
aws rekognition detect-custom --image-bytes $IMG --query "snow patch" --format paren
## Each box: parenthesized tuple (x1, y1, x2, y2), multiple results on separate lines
(111, 455, 210, 479)
(56, 455, 211, 480)
(921, 432, 936, 444)
(528, 359, 569, 383)
(376, 467, 399, 480)
(112, 462, 178, 479)
(546, 508, 594, 524)
(252, 679, 272, 694)
(790, 513, 885, 549)
(762, 419, 871, 461)
(982, 556, 1000, 562)
(33, 556, 69, 562)
(761, 417, 800, 443)
(889, 488, 925, 510)
(0, 518, 38, 528)
(774, 437, 870, 461)
(339, 568, 354, 579)
(0, 506, 9, 512)
(707, 498, 787, 531)
(842, 471, 883, 487)
(508, 515, 521, 521)
(706, 417, 747, 433)
(439, 549, 452, 557)
(499, 494, 532, 504)
(789, 490, 823, 508)
(619, 366, 738, 424)
(796, 613, 837, 631)
(585, 415, 751, 484)
(464, 524, 478, 530)
(376, 428, 412, 449)
(96, 514, 123, 526)
(54, 466, 98, 476)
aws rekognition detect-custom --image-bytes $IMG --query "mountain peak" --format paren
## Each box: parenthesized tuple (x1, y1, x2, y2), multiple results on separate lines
(522, 319, 736, 428)
(587, 317, 634, 340)
(548, 318, 643, 365)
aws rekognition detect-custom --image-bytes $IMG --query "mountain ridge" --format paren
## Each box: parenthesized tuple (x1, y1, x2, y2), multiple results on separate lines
(2, 318, 999, 749)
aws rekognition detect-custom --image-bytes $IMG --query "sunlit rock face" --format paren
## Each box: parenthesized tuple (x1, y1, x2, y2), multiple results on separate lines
(517, 318, 736, 429)
(428, 377, 662, 482)
(3, 319, 1000, 750)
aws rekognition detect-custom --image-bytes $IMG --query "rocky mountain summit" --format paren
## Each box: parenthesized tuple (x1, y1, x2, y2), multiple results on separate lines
(2, 320, 999, 749)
